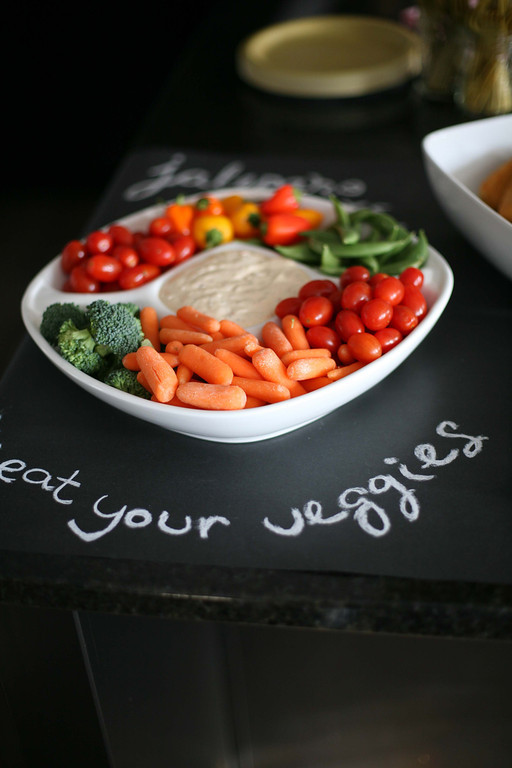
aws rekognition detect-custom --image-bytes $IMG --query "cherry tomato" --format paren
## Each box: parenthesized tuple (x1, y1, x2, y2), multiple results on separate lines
(85, 230, 113, 255)
(347, 332, 382, 363)
(334, 309, 365, 342)
(113, 245, 139, 269)
(369, 271, 390, 288)
(149, 216, 173, 238)
(340, 281, 371, 313)
(373, 276, 405, 306)
(374, 327, 403, 353)
(400, 266, 424, 288)
(337, 343, 356, 365)
(360, 298, 393, 331)
(340, 265, 370, 289)
(69, 264, 101, 293)
(390, 304, 418, 335)
(274, 296, 303, 318)
(85, 254, 123, 283)
(118, 263, 161, 290)
(168, 234, 196, 265)
(298, 279, 338, 300)
(305, 325, 340, 353)
(61, 240, 87, 273)
(401, 284, 428, 320)
(299, 296, 334, 327)
(108, 224, 134, 247)
(137, 237, 176, 267)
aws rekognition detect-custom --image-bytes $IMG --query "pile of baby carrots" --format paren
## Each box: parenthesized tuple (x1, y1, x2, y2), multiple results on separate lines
(123, 305, 365, 410)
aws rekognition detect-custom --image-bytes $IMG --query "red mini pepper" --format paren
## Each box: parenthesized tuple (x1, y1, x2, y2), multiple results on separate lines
(260, 184, 301, 216)
(261, 213, 311, 246)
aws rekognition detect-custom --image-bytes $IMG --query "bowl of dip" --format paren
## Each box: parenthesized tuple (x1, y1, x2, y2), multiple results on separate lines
(21, 188, 454, 443)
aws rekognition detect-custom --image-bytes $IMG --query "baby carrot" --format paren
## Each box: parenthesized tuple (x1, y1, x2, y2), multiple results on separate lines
(136, 345, 178, 402)
(281, 314, 310, 350)
(176, 363, 193, 384)
(214, 348, 263, 379)
(140, 306, 160, 350)
(160, 328, 213, 345)
(243, 340, 265, 358)
(200, 333, 258, 355)
(165, 339, 184, 355)
(326, 361, 366, 380)
(280, 348, 331, 366)
(160, 314, 201, 332)
(261, 321, 293, 357)
(232, 376, 291, 403)
(179, 344, 233, 385)
(122, 351, 140, 371)
(176, 382, 247, 410)
(251, 347, 306, 397)
(244, 396, 266, 408)
(177, 305, 221, 335)
(286, 356, 336, 380)
(136, 371, 151, 391)
(219, 318, 250, 337)
(301, 376, 332, 391)
(160, 351, 180, 368)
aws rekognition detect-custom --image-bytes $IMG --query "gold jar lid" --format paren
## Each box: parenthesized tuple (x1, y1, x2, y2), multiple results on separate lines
(236, 15, 422, 98)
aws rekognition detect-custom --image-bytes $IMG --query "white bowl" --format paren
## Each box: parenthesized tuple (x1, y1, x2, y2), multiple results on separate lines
(422, 114, 512, 280)
(21, 189, 453, 443)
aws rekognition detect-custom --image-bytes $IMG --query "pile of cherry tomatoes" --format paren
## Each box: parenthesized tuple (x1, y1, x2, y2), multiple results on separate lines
(275, 265, 427, 365)
(59, 185, 322, 293)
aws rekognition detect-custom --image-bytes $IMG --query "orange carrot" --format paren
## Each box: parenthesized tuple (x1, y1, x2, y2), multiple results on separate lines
(160, 328, 213, 345)
(479, 158, 512, 210)
(244, 396, 266, 408)
(140, 306, 160, 349)
(160, 314, 201, 332)
(280, 348, 331, 366)
(326, 361, 366, 380)
(200, 333, 258, 355)
(286, 357, 337, 380)
(214, 348, 263, 379)
(136, 371, 152, 392)
(232, 376, 291, 403)
(160, 351, 180, 368)
(261, 321, 293, 357)
(179, 344, 233, 385)
(177, 305, 221, 335)
(243, 340, 265, 358)
(122, 351, 140, 371)
(176, 363, 193, 384)
(219, 318, 250, 337)
(301, 376, 332, 391)
(176, 382, 247, 410)
(251, 348, 306, 397)
(165, 340, 184, 355)
(136, 345, 178, 402)
(281, 314, 310, 350)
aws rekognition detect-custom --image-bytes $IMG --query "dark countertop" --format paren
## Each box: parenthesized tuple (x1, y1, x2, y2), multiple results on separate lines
(1, 0, 512, 640)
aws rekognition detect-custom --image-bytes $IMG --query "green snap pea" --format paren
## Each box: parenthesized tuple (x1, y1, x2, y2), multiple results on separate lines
(320, 244, 345, 275)
(275, 243, 319, 264)
(327, 233, 413, 259)
(378, 230, 429, 274)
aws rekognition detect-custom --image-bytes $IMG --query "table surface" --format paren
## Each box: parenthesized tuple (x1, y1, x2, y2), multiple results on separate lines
(1, 0, 511, 640)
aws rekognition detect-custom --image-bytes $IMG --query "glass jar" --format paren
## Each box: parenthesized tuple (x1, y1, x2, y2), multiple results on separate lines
(454, 23, 512, 115)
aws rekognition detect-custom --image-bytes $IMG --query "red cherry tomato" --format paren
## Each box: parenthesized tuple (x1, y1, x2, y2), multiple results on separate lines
(275, 296, 303, 319)
(401, 284, 428, 320)
(299, 296, 334, 327)
(360, 298, 393, 331)
(149, 216, 173, 238)
(340, 265, 370, 289)
(169, 234, 196, 265)
(85, 254, 123, 283)
(374, 327, 403, 353)
(85, 230, 114, 255)
(108, 224, 134, 247)
(61, 240, 88, 273)
(68, 264, 101, 293)
(347, 332, 382, 363)
(118, 263, 161, 290)
(369, 272, 390, 288)
(337, 343, 356, 365)
(113, 245, 139, 269)
(298, 279, 338, 300)
(137, 237, 176, 267)
(305, 325, 340, 353)
(373, 276, 405, 306)
(390, 304, 418, 335)
(340, 281, 372, 313)
(400, 266, 424, 288)
(335, 309, 365, 342)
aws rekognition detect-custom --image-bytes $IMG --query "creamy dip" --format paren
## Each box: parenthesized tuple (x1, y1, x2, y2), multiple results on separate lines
(158, 247, 312, 328)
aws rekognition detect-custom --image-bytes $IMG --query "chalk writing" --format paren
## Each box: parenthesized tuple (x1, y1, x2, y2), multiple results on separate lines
(0, 457, 81, 506)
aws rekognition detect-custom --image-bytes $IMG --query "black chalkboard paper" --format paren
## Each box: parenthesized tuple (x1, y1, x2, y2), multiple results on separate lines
(1, 147, 511, 588)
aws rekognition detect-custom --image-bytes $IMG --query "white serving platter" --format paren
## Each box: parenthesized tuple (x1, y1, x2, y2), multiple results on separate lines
(21, 189, 454, 443)
(422, 113, 512, 281)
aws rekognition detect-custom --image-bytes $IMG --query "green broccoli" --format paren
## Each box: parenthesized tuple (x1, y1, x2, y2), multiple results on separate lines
(40, 302, 88, 346)
(103, 367, 152, 399)
(87, 300, 144, 359)
(57, 319, 108, 377)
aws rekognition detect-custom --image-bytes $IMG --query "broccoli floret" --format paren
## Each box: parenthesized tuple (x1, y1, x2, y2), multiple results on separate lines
(103, 367, 151, 399)
(87, 300, 144, 359)
(57, 319, 107, 377)
(40, 302, 88, 346)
